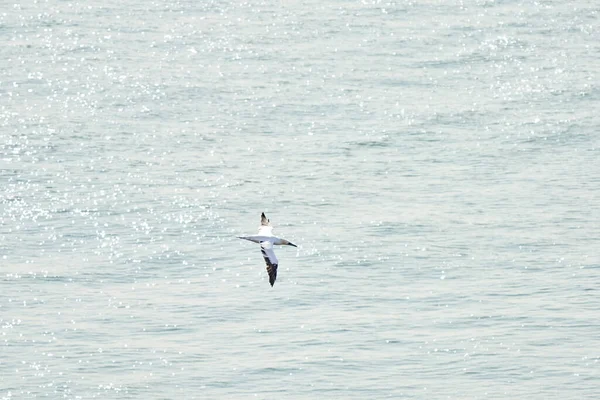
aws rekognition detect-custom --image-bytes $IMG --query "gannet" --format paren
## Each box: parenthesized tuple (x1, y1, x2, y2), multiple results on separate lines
(238, 212, 297, 287)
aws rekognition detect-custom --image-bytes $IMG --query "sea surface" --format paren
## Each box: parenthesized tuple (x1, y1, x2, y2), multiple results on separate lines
(1, 0, 599, 398)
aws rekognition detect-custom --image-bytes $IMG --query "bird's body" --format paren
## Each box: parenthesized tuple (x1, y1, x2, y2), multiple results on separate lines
(238, 212, 297, 286)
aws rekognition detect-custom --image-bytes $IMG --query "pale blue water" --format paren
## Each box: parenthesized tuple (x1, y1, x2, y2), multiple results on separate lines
(1, 1, 599, 399)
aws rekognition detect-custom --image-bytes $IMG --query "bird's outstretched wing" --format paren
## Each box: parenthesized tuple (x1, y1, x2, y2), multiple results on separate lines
(260, 241, 279, 287)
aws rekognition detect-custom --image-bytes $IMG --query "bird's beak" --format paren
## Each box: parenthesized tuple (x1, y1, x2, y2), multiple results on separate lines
(288, 242, 297, 247)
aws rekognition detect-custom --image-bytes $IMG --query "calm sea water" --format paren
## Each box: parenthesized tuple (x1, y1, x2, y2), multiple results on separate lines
(1, 0, 599, 398)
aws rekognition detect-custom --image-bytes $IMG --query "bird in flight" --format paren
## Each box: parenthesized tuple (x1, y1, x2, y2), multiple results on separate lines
(238, 212, 297, 286)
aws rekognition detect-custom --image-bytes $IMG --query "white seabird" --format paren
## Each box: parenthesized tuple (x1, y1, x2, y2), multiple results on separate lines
(238, 212, 297, 287)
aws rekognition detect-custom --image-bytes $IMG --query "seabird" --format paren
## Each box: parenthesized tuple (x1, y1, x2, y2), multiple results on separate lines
(238, 212, 297, 286)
